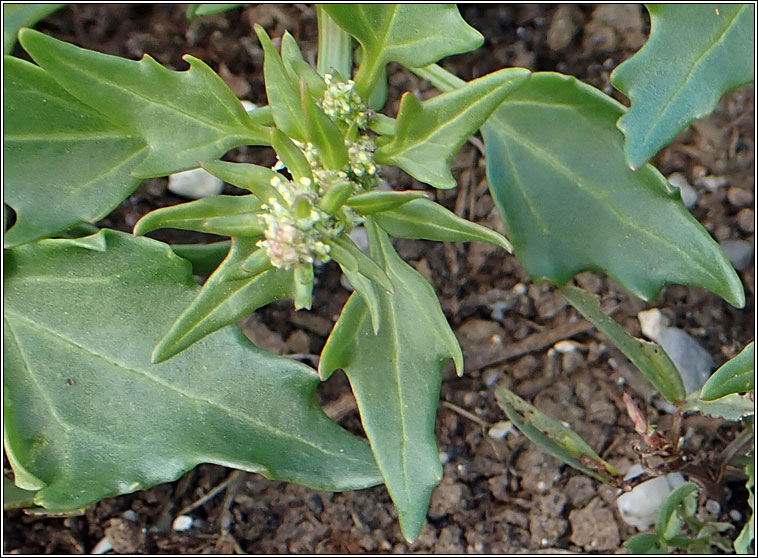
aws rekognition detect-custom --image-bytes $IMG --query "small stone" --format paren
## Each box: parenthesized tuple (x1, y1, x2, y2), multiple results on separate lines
(121, 509, 138, 522)
(637, 308, 666, 341)
(168, 168, 224, 199)
(657, 327, 715, 394)
(482, 368, 500, 387)
(736, 208, 754, 233)
(727, 187, 754, 208)
(172, 515, 194, 531)
(566, 475, 595, 508)
(720, 239, 754, 272)
(91, 538, 113, 554)
(667, 172, 698, 208)
(570, 498, 620, 551)
(553, 340, 580, 353)
(546, 5, 580, 51)
(730, 509, 743, 522)
(698, 174, 728, 191)
(616, 464, 686, 530)
(705, 499, 721, 515)
(488, 421, 513, 439)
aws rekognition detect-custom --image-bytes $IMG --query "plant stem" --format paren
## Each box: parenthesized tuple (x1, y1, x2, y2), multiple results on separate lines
(316, 7, 352, 79)
(409, 63, 466, 92)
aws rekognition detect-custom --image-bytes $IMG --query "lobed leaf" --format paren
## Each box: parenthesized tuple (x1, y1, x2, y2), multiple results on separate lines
(133, 195, 264, 238)
(700, 342, 754, 401)
(151, 237, 292, 363)
(559, 285, 686, 403)
(679, 392, 754, 421)
(3, 56, 145, 248)
(320, 222, 463, 542)
(482, 72, 745, 309)
(375, 68, 530, 189)
(18, 28, 268, 178)
(322, 4, 483, 97)
(3, 230, 381, 510)
(611, 4, 755, 170)
(496, 387, 620, 485)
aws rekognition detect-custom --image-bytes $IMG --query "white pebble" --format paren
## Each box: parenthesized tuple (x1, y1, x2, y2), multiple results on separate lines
(240, 100, 258, 113)
(553, 340, 580, 353)
(705, 499, 721, 515)
(616, 464, 686, 530)
(637, 308, 665, 342)
(168, 168, 224, 199)
(483, 368, 500, 387)
(730, 509, 742, 522)
(439, 451, 451, 464)
(667, 172, 698, 208)
(172, 515, 194, 531)
(121, 509, 138, 522)
(91, 537, 113, 554)
(488, 420, 513, 439)
(511, 283, 527, 295)
(699, 175, 728, 192)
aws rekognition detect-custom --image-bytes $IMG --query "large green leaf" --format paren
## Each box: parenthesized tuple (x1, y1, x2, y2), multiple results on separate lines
(3, 230, 380, 510)
(700, 341, 754, 401)
(3, 3, 64, 52)
(322, 4, 483, 97)
(559, 285, 686, 403)
(320, 221, 463, 542)
(152, 237, 292, 363)
(18, 29, 269, 178)
(611, 4, 755, 170)
(375, 68, 530, 188)
(3, 56, 146, 248)
(482, 72, 745, 309)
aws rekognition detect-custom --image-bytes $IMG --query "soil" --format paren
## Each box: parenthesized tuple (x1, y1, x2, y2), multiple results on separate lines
(3, 4, 754, 554)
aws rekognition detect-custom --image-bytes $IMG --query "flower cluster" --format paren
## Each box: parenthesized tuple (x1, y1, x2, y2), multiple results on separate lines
(320, 73, 372, 129)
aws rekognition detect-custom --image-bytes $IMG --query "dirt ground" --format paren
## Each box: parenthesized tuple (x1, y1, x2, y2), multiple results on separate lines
(3, 4, 754, 554)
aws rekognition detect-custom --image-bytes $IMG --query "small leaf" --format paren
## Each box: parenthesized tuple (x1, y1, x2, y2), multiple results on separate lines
(375, 68, 530, 188)
(700, 342, 754, 400)
(734, 462, 754, 554)
(280, 31, 326, 97)
(3, 230, 381, 511)
(170, 241, 231, 277)
(560, 285, 686, 403)
(200, 160, 286, 205)
(483, 72, 745, 308)
(320, 222, 463, 542)
(323, 5, 483, 98)
(320, 180, 354, 215)
(346, 190, 428, 215)
(3, 4, 65, 51)
(623, 533, 667, 554)
(3, 477, 37, 510)
(18, 29, 269, 178)
(270, 128, 313, 183)
(496, 387, 620, 484)
(187, 4, 243, 19)
(331, 234, 393, 294)
(373, 198, 512, 252)
(302, 82, 349, 170)
(254, 24, 307, 142)
(679, 392, 753, 421)
(657, 482, 698, 542)
(611, 4, 755, 169)
(152, 237, 291, 363)
(133, 196, 263, 238)
(3, 56, 145, 248)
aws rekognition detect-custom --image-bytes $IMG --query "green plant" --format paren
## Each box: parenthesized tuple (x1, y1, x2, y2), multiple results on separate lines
(3, 3, 754, 545)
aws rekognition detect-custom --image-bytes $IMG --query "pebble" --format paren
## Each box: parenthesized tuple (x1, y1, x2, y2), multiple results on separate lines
(720, 239, 754, 272)
(121, 509, 138, 522)
(637, 308, 667, 342)
(546, 5, 580, 51)
(616, 464, 686, 530)
(487, 420, 513, 439)
(553, 340, 580, 353)
(168, 168, 224, 199)
(657, 326, 715, 394)
(91, 538, 114, 554)
(482, 368, 500, 387)
(727, 187, 754, 208)
(705, 499, 721, 515)
(698, 174, 728, 191)
(667, 172, 698, 208)
(736, 208, 754, 233)
(172, 515, 195, 531)
(730, 509, 743, 522)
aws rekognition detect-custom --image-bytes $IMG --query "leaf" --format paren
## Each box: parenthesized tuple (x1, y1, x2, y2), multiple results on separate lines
(302, 83, 349, 170)
(200, 159, 286, 205)
(270, 128, 313, 183)
(322, 4, 483, 97)
(700, 342, 754, 401)
(320, 222, 463, 542)
(170, 241, 231, 277)
(3, 3, 65, 52)
(496, 387, 620, 485)
(280, 31, 326, 98)
(734, 462, 754, 554)
(482, 72, 745, 309)
(679, 392, 754, 421)
(657, 482, 698, 542)
(254, 24, 307, 142)
(373, 198, 512, 252)
(346, 190, 428, 214)
(18, 29, 268, 178)
(623, 533, 667, 554)
(152, 237, 292, 363)
(3, 55, 146, 248)
(375, 68, 529, 188)
(133, 195, 264, 238)
(3, 230, 380, 510)
(3, 477, 37, 510)
(611, 4, 755, 170)
(559, 285, 686, 403)
(187, 4, 244, 19)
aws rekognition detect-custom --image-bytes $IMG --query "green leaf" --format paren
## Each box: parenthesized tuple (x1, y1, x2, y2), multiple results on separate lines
(152, 237, 292, 363)
(280, 31, 326, 97)
(316, 6, 353, 80)
(200, 159, 286, 205)
(322, 4, 483, 97)
(496, 387, 620, 485)
(270, 128, 313, 183)
(3, 477, 37, 510)
(373, 198, 512, 252)
(3, 230, 380, 509)
(482, 72, 745, 309)
(302, 83, 349, 170)
(375, 68, 530, 189)
(187, 4, 244, 19)
(734, 462, 754, 554)
(346, 190, 428, 215)
(623, 533, 667, 554)
(320, 222, 463, 542)
(611, 4, 755, 170)
(3, 4, 65, 52)
(133, 195, 264, 238)
(18, 28, 268, 178)
(700, 342, 754, 400)
(559, 285, 686, 403)
(3, 55, 146, 248)
(679, 392, 754, 421)
(254, 24, 307, 142)
(170, 241, 231, 277)
(657, 482, 698, 542)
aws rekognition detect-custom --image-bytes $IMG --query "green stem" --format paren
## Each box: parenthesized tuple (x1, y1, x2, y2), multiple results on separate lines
(316, 7, 352, 79)
(409, 63, 466, 92)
